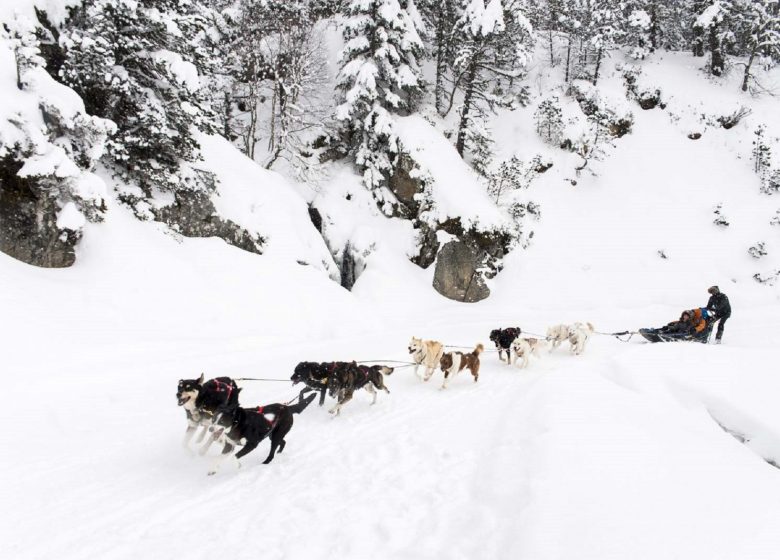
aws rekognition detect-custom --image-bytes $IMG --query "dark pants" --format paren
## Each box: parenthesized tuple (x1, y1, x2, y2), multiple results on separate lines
(713, 315, 729, 341)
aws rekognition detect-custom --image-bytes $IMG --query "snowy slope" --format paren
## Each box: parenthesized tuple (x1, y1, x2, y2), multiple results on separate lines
(3, 7, 780, 559)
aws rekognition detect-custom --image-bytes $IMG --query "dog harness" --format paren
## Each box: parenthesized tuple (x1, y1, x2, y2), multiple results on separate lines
(254, 406, 278, 428)
(212, 379, 235, 401)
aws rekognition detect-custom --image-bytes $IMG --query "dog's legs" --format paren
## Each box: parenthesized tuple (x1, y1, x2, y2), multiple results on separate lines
(318, 386, 327, 406)
(441, 369, 452, 389)
(207, 446, 235, 476)
(329, 392, 352, 416)
(234, 440, 259, 461)
(194, 423, 209, 444)
(183, 423, 198, 448)
(366, 383, 378, 405)
(278, 439, 287, 454)
(263, 433, 285, 464)
(413, 363, 422, 380)
(198, 430, 219, 456)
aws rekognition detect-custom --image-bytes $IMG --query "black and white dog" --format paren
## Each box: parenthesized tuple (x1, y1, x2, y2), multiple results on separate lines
(207, 394, 316, 475)
(489, 327, 522, 363)
(291, 361, 352, 406)
(327, 363, 393, 416)
(176, 374, 241, 455)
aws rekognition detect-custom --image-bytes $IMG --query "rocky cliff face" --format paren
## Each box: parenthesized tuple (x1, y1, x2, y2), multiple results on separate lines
(0, 156, 80, 268)
(388, 149, 515, 303)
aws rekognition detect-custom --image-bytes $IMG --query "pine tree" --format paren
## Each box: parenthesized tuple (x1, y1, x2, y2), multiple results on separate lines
(59, 0, 221, 195)
(737, 0, 780, 92)
(586, 1, 624, 84)
(417, 0, 458, 115)
(693, 0, 737, 76)
(450, 0, 534, 160)
(335, 0, 425, 210)
(534, 95, 564, 145)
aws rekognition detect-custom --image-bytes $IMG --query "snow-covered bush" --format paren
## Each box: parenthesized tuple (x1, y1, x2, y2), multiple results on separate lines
(771, 210, 780, 227)
(748, 242, 767, 259)
(622, 65, 663, 110)
(713, 204, 729, 227)
(570, 81, 634, 138)
(716, 106, 751, 130)
(752, 124, 779, 195)
(534, 96, 564, 145)
(753, 269, 780, 286)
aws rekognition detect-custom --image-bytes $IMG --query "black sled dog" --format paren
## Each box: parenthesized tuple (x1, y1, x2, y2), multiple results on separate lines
(207, 393, 316, 475)
(176, 374, 241, 454)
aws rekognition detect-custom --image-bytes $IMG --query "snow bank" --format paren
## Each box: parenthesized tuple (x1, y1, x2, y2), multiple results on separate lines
(198, 134, 339, 278)
(394, 115, 513, 232)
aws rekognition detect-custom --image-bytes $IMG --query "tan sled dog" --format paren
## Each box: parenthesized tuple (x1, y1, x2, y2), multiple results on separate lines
(408, 337, 445, 381)
(510, 337, 546, 369)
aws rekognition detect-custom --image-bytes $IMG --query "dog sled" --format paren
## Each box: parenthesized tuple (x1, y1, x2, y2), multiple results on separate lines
(638, 308, 714, 343)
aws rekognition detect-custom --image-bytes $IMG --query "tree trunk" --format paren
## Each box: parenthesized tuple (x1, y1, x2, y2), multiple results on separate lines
(709, 24, 724, 76)
(692, 1, 705, 57)
(592, 48, 603, 85)
(741, 50, 757, 92)
(435, 17, 448, 115)
(564, 36, 572, 83)
(649, 3, 659, 50)
(223, 91, 231, 140)
(548, 29, 555, 67)
(456, 61, 478, 158)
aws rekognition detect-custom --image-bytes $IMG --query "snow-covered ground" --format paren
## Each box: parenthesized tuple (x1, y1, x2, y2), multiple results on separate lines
(3, 7, 780, 559)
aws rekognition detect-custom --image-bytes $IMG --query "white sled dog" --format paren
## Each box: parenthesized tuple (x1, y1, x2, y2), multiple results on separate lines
(510, 337, 546, 369)
(568, 322, 595, 355)
(546, 324, 571, 352)
(408, 337, 445, 381)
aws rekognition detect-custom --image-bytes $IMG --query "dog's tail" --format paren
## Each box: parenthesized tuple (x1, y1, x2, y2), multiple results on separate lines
(473, 343, 484, 356)
(379, 366, 394, 376)
(587, 322, 595, 332)
(288, 393, 317, 414)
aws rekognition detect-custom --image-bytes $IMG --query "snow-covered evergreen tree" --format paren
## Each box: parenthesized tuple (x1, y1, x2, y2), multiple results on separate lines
(450, 0, 534, 161)
(586, 1, 624, 84)
(418, 0, 458, 115)
(335, 0, 425, 211)
(534, 95, 564, 145)
(692, 0, 737, 76)
(737, 0, 780, 92)
(58, 0, 221, 196)
(5, 14, 114, 224)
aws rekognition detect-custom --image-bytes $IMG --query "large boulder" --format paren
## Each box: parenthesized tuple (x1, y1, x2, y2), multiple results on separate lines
(432, 240, 491, 302)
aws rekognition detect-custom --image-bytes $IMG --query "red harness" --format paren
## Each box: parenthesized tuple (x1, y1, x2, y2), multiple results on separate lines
(213, 379, 234, 401)
(255, 406, 278, 428)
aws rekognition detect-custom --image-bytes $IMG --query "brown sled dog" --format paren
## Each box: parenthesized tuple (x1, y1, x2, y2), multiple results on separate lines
(439, 344, 483, 389)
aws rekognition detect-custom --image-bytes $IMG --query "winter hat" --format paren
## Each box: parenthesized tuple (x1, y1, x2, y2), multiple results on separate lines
(708, 286, 720, 295)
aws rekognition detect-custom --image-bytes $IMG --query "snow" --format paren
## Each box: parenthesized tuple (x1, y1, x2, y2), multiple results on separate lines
(4, 10, 780, 560)
(197, 133, 338, 278)
(56, 201, 86, 230)
(151, 50, 200, 92)
(464, 0, 506, 37)
(394, 114, 513, 232)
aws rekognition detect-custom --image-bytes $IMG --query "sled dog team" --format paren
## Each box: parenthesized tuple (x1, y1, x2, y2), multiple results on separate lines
(177, 322, 594, 474)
